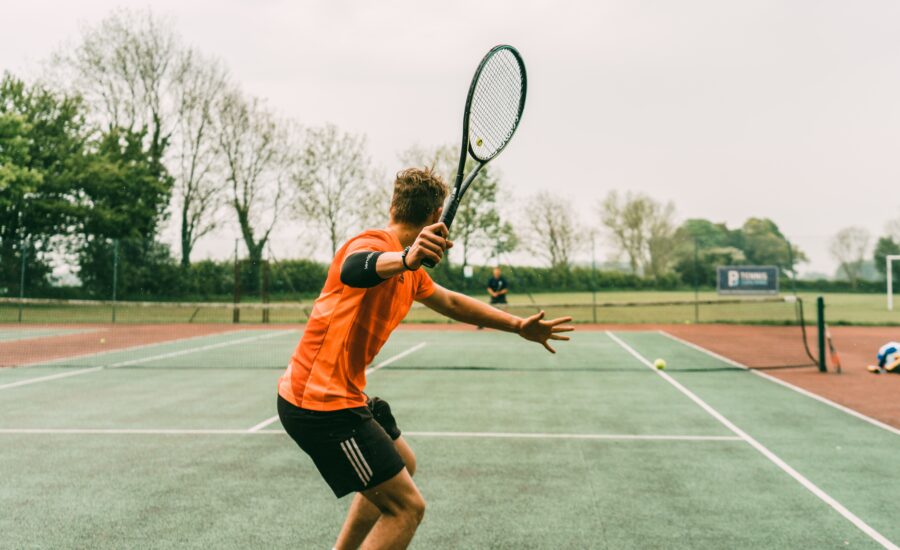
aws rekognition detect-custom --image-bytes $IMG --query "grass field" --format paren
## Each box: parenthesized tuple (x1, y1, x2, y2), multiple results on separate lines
(1, 327, 898, 549)
(3, 291, 900, 325)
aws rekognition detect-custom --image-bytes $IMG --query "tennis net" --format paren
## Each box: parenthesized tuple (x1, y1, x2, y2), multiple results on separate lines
(0, 295, 819, 370)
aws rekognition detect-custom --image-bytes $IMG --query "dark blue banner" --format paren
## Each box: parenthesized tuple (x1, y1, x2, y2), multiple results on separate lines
(716, 266, 779, 295)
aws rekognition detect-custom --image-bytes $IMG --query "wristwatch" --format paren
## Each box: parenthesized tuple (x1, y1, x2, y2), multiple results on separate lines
(401, 246, 418, 271)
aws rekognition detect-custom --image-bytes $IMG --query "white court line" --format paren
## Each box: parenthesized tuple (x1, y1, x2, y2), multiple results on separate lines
(0, 330, 296, 392)
(401, 431, 740, 442)
(0, 427, 740, 441)
(247, 415, 281, 433)
(10, 328, 250, 369)
(365, 342, 427, 375)
(246, 341, 428, 431)
(607, 331, 898, 550)
(659, 330, 900, 438)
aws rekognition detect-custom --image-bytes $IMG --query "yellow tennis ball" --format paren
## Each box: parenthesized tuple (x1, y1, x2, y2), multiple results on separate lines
(100, 338, 106, 344)
(654, 358, 666, 370)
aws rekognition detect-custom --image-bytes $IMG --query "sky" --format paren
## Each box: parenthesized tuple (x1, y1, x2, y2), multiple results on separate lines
(3, 0, 900, 276)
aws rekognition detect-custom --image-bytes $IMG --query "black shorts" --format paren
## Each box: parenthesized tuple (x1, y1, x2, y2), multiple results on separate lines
(277, 395, 405, 498)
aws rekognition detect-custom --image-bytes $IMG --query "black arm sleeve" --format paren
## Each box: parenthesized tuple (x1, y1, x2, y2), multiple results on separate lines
(340, 251, 386, 288)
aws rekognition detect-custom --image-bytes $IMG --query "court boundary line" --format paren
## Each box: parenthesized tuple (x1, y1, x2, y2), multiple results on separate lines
(246, 341, 429, 432)
(0, 330, 296, 392)
(7, 327, 255, 369)
(659, 330, 900, 437)
(607, 331, 898, 550)
(0, 427, 741, 441)
(0, 327, 102, 344)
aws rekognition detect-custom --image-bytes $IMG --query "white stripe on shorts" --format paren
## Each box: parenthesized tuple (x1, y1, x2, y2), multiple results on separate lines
(349, 437, 374, 479)
(340, 440, 369, 484)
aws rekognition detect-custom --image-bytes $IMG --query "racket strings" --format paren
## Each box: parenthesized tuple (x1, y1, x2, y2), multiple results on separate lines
(468, 49, 524, 161)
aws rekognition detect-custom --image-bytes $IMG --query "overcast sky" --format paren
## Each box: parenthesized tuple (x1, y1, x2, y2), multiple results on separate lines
(4, 0, 900, 276)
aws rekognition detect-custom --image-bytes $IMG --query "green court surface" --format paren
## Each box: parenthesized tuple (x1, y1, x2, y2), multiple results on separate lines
(1, 329, 898, 549)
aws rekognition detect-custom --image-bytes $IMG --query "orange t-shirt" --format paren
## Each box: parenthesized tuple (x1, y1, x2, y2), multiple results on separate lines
(278, 229, 436, 411)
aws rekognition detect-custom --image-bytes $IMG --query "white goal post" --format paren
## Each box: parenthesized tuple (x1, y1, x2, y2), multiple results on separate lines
(887, 255, 900, 310)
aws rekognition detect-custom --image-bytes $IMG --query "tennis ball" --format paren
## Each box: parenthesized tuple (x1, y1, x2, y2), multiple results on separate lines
(654, 358, 666, 370)
(100, 338, 106, 344)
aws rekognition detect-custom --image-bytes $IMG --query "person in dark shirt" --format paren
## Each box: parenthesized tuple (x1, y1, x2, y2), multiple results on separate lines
(487, 267, 509, 307)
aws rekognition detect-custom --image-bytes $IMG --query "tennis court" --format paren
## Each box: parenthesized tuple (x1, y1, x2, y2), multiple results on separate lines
(1, 326, 898, 549)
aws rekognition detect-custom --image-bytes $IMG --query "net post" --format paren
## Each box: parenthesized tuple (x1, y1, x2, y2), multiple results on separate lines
(18, 237, 27, 323)
(232, 239, 241, 324)
(111, 239, 119, 323)
(817, 296, 827, 372)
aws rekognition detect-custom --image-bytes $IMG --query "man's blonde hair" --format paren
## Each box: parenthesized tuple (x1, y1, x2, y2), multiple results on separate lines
(390, 167, 449, 225)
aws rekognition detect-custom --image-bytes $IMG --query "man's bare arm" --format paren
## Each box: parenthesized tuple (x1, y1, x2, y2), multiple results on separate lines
(419, 285, 573, 353)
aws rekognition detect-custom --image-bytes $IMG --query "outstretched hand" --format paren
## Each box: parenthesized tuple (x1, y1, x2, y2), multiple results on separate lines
(517, 310, 574, 353)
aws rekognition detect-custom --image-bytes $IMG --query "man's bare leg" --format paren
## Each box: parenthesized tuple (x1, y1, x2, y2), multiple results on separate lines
(349, 467, 424, 550)
(335, 437, 417, 550)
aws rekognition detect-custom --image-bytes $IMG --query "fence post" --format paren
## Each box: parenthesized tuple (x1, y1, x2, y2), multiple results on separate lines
(591, 233, 597, 323)
(817, 296, 827, 373)
(693, 238, 699, 323)
(262, 259, 270, 324)
(111, 239, 119, 323)
(232, 239, 241, 324)
(18, 238, 27, 323)
(786, 238, 797, 296)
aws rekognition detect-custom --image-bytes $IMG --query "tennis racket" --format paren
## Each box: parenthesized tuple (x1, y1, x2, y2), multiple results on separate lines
(423, 44, 527, 268)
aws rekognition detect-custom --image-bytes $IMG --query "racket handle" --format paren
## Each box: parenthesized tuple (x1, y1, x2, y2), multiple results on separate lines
(421, 202, 459, 269)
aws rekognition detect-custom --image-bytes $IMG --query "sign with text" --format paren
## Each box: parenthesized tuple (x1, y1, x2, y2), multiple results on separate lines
(716, 266, 779, 295)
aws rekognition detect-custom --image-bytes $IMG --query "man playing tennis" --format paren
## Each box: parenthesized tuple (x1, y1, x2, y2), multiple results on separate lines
(278, 167, 573, 550)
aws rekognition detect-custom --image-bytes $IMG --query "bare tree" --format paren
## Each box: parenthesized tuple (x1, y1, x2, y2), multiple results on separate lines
(293, 124, 371, 256)
(56, 10, 231, 266)
(399, 144, 506, 266)
(599, 191, 649, 274)
(217, 89, 291, 283)
(170, 50, 229, 267)
(55, 8, 179, 167)
(356, 167, 392, 231)
(599, 191, 677, 276)
(830, 226, 871, 287)
(524, 192, 580, 269)
(645, 201, 679, 278)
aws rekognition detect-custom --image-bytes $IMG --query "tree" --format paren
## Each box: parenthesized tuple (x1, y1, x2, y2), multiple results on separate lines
(170, 50, 229, 267)
(355, 169, 392, 231)
(741, 218, 805, 270)
(399, 144, 508, 266)
(830, 226, 871, 287)
(524, 192, 579, 269)
(873, 236, 900, 282)
(293, 124, 371, 256)
(0, 74, 89, 291)
(76, 127, 175, 297)
(55, 8, 180, 174)
(646, 201, 680, 279)
(56, 9, 232, 267)
(599, 191, 677, 276)
(217, 89, 290, 288)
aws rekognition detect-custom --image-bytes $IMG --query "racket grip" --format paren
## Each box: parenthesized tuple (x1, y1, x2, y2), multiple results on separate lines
(421, 202, 459, 269)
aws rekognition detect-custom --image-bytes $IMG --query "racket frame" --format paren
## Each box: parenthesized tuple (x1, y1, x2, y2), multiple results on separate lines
(423, 45, 527, 268)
